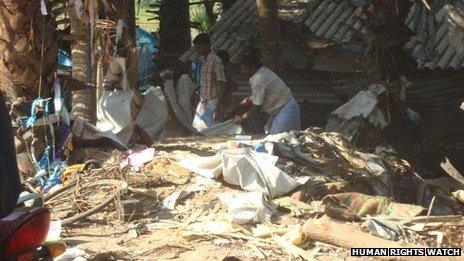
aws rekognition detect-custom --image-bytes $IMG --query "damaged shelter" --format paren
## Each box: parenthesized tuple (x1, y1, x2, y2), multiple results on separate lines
(5, 0, 464, 259)
(179, 0, 464, 175)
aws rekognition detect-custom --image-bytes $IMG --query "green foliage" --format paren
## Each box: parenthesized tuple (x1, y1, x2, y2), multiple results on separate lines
(137, 0, 216, 32)
(190, 2, 211, 33)
(138, 0, 155, 8)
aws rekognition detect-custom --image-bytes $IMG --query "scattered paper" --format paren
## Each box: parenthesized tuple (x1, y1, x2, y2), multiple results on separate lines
(128, 148, 155, 167)
(162, 185, 207, 210)
(218, 192, 276, 224)
(46, 221, 62, 242)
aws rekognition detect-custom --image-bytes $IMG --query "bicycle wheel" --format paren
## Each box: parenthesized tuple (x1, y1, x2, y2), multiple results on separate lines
(44, 178, 123, 226)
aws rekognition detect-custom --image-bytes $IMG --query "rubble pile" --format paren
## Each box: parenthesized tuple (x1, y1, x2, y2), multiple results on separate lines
(42, 128, 464, 259)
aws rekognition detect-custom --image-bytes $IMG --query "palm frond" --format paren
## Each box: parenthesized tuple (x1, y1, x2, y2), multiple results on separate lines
(190, 3, 211, 32)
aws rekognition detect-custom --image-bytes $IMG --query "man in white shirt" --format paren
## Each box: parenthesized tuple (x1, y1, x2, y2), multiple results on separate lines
(234, 54, 301, 134)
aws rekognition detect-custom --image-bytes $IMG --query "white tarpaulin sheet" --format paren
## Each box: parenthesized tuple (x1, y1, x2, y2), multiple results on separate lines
(176, 75, 196, 124)
(94, 87, 168, 146)
(199, 119, 243, 136)
(332, 85, 388, 129)
(326, 84, 389, 141)
(181, 149, 309, 198)
(97, 89, 135, 145)
(331, 84, 388, 129)
(136, 87, 168, 140)
(164, 76, 198, 133)
(163, 70, 243, 136)
(71, 117, 128, 149)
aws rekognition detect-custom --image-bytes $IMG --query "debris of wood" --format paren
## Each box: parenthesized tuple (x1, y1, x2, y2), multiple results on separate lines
(303, 216, 419, 249)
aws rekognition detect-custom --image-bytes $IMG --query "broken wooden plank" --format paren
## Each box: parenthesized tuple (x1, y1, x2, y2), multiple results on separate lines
(303, 216, 418, 249)
(440, 158, 464, 185)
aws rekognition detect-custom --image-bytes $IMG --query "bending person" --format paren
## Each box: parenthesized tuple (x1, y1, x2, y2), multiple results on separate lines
(234, 54, 301, 134)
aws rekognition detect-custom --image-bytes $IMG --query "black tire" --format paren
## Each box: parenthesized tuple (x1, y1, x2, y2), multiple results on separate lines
(61, 192, 117, 226)
(44, 179, 122, 226)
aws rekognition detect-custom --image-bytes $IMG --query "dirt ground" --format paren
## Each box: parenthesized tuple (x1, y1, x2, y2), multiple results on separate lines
(64, 218, 350, 260)
(54, 133, 464, 260)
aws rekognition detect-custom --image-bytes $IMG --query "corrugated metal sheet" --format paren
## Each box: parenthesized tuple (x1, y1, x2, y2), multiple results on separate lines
(405, 2, 464, 69)
(304, 0, 367, 42)
(180, 0, 464, 70)
(180, 0, 312, 67)
(180, 0, 257, 64)
(234, 78, 344, 105)
(329, 71, 464, 113)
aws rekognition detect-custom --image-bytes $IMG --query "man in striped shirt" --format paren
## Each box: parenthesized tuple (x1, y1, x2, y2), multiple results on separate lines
(192, 34, 227, 131)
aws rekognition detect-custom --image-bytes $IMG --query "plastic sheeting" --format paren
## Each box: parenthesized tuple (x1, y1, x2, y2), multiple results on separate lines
(326, 84, 389, 142)
(136, 87, 168, 140)
(176, 75, 196, 124)
(363, 216, 401, 241)
(164, 75, 198, 133)
(331, 84, 388, 129)
(164, 75, 241, 136)
(181, 149, 309, 198)
(218, 192, 276, 224)
(136, 27, 158, 55)
(72, 117, 128, 150)
(199, 119, 243, 136)
(91, 87, 167, 147)
(97, 89, 135, 145)
(137, 45, 156, 91)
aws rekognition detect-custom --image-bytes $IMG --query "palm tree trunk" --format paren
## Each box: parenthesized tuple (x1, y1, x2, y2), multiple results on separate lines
(159, 0, 191, 65)
(256, 0, 282, 74)
(70, 8, 96, 123)
(0, 0, 57, 104)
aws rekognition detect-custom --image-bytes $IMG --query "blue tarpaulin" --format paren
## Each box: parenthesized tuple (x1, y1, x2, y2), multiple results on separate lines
(136, 27, 158, 55)
(57, 49, 72, 68)
(136, 28, 158, 91)
(57, 27, 159, 78)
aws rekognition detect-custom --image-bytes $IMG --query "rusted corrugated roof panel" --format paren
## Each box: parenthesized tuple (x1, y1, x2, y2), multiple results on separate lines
(304, 0, 367, 42)
(405, 2, 464, 69)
